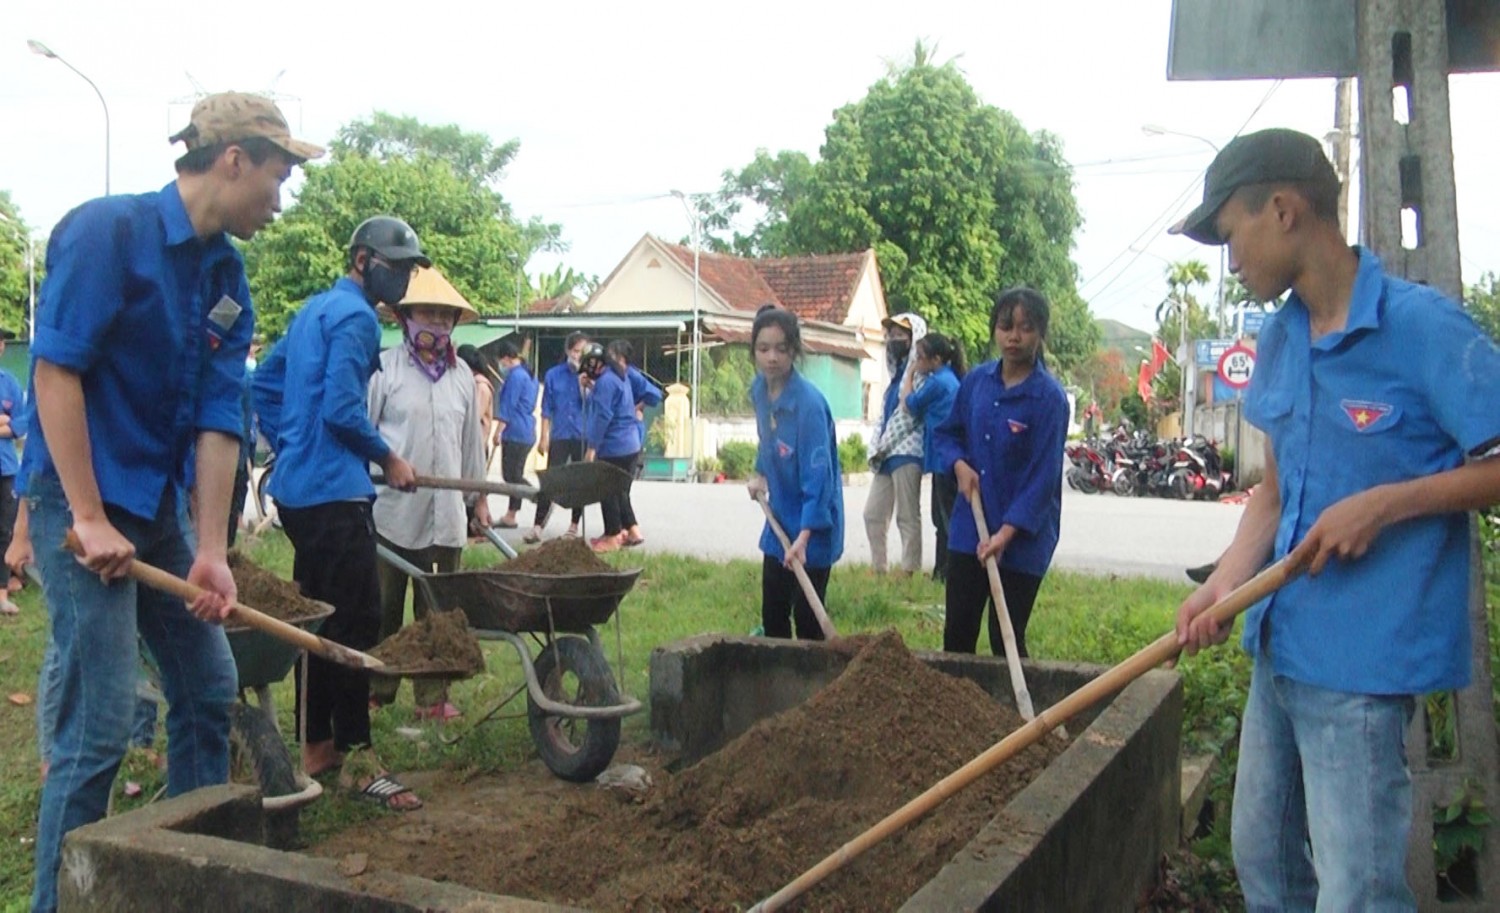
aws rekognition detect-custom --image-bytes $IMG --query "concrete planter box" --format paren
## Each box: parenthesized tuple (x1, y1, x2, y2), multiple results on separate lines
(61, 638, 1180, 913)
(651, 637, 1183, 912)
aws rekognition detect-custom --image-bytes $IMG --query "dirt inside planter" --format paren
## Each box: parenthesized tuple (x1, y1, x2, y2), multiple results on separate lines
(312, 631, 1067, 911)
(227, 551, 328, 623)
(498, 536, 615, 575)
(369, 609, 485, 677)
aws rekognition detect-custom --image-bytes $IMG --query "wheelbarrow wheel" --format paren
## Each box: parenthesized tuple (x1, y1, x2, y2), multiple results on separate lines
(229, 701, 298, 798)
(527, 636, 621, 783)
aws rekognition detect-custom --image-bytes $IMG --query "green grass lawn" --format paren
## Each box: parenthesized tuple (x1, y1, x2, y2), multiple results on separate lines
(0, 532, 1227, 907)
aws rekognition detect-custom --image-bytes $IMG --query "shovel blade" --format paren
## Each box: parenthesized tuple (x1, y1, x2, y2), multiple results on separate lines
(540, 461, 633, 508)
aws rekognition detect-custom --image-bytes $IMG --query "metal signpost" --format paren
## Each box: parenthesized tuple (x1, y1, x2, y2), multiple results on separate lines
(1169, 2, 1500, 906)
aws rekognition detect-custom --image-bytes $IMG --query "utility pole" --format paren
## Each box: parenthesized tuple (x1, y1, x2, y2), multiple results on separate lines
(1333, 77, 1355, 238)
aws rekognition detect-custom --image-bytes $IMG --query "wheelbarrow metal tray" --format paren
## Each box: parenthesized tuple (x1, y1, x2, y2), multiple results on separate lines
(420, 568, 642, 633)
(225, 602, 335, 690)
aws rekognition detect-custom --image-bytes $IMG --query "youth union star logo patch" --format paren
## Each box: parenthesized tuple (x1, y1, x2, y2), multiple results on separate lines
(777, 440, 794, 458)
(1340, 399, 1394, 432)
(1007, 419, 1028, 434)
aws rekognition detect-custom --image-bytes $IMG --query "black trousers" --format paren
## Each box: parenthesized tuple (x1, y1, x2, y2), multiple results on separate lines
(598, 451, 639, 536)
(532, 438, 585, 528)
(499, 439, 532, 513)
(761, 555, 831, 641)
(930, 471, 957, 582)
(0, 475, 15, 589)
(278, 500, 382, 751)
(943, 552, 1043, 658)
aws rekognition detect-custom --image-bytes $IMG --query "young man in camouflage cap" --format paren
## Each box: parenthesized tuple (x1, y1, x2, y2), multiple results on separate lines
(24, 92, 321, 913)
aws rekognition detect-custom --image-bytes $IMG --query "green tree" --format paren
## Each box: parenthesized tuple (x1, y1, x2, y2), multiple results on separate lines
(1465, 271, 1500, 343)
(0, 192, 37, 338)
(1151, 260, 1217, 406)
(530, 264, 597, 302)
(244, 114, 562, 339)
(700, 42, 1098, 374)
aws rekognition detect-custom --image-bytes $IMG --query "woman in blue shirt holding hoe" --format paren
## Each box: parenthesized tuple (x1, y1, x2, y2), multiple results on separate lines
(747, 306, 844, 640)
(933, 287, 1068, 657)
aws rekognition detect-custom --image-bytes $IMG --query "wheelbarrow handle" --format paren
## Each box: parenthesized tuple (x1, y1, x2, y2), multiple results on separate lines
(62, 532, 384, 671)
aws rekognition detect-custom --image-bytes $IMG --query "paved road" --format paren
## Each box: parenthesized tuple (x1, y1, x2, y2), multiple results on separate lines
(489, 478, 1244, 583)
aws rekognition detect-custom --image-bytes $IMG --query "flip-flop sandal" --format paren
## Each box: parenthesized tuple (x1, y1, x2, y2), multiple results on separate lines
(348, 773, 422, 811)
(494, 520, 518, 529)
(522, 529, 542, 544)
(0, 600, 18, 616)
(622, 535, 646, 548)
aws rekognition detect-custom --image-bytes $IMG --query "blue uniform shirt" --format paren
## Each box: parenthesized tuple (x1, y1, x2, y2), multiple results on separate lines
(497, 362, 538, 444)
(22, 182, 253, 520)
(752, 371, 844, 568)
(258, 277, 390, 509)
(541, 361, 586, 441)
(905, 364, 960, 474)
(585, 369, 641, 458)
(1243, 248, 1500, 695)
(933, 358, 1067, 578)
(0, 368, 27, 477)
(627, 366, 663, 449)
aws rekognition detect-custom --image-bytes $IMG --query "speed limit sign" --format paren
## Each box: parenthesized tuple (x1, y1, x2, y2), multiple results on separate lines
(1217, 343, 1256, 390)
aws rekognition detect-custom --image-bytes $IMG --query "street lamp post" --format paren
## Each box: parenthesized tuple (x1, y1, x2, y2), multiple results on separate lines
(1142, 124, 1227, 334)
(0, 214, 36, 342)
(670, 190, 702, 475)
(29, 40, 111, 195)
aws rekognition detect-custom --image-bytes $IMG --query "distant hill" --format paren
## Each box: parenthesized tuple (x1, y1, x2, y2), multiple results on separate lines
(1097, 318, 1152, 358)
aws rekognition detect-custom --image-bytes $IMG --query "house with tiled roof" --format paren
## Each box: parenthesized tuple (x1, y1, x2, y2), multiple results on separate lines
(584, 234, 891, 421)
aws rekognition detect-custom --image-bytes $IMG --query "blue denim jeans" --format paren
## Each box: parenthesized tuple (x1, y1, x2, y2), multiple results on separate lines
(1232, 651, 1417, 912)
(28, 475, 235, 913)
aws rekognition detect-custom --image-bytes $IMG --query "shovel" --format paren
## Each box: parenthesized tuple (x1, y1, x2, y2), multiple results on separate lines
(747, 550, 1309, 912)
(755, 492, 838, 640)
(374, 460, 631, 509)
(63, 532, 384, 671)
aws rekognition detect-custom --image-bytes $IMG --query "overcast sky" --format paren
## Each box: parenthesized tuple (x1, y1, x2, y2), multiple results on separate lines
(4, 0, 1497, 332)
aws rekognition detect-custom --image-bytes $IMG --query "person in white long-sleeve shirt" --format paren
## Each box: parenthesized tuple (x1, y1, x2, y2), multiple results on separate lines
(368, 269, 490, 720)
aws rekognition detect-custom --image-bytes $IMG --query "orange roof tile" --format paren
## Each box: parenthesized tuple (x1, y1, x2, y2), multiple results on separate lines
(658, 241, 869, 324)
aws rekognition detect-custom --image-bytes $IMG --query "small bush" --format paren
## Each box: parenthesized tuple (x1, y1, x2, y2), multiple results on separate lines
(838, 434, 869, 475)
(718, 441, 757, 479)
(695, 456, 720, 474)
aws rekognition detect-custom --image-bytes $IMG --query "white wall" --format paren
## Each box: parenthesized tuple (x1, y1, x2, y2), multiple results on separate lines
(588, 241, 728, 314)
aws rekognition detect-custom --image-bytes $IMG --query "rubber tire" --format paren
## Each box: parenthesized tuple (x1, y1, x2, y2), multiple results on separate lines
(527, 636, 622, 783)
(1075, 473, 1099, 495)
(229, 701, 299, 798)
(1168, 469, 1193, 501)
(1112, 470, 1135, 497)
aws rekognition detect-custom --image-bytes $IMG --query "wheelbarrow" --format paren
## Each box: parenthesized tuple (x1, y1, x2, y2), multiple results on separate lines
(374, 545, 642, 782)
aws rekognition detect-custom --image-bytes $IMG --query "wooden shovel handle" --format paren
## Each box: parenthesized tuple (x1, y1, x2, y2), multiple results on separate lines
(755, 492, 838, 640)
(748, 553, 1307, 913)
(379, 474, 538, 500)
(62, 532, 383, 671)
(967, 490, 1060, 736)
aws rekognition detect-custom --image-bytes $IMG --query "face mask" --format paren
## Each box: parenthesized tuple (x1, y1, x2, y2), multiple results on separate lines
(403, 318, 453, 382)
(360, 257, 412, 306)
(888, 340, 910, 363)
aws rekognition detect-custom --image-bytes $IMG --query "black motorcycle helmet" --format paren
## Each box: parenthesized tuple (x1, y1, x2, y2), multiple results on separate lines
(577, 342, 607, 377)
(347, 216, 431, 269)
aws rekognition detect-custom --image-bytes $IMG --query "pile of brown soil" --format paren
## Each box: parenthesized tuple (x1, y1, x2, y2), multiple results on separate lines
(227, 552, 327, 623)
(498, 536, 614, 575)
(313, 631, 1067, 911)
(369, 609, 484, 677)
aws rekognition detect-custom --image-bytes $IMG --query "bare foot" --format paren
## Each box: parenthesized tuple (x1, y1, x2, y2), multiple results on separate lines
(339, 748, 422, 811)
(303, 740, 343, 777)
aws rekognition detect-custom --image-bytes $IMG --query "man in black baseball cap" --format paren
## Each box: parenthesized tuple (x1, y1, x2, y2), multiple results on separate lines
(1174, 127, 1500, 910)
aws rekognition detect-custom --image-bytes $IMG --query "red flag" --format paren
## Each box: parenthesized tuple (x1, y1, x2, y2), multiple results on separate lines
(1150, 338, 1170, 373)
(1137, 360, 1153, 402)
